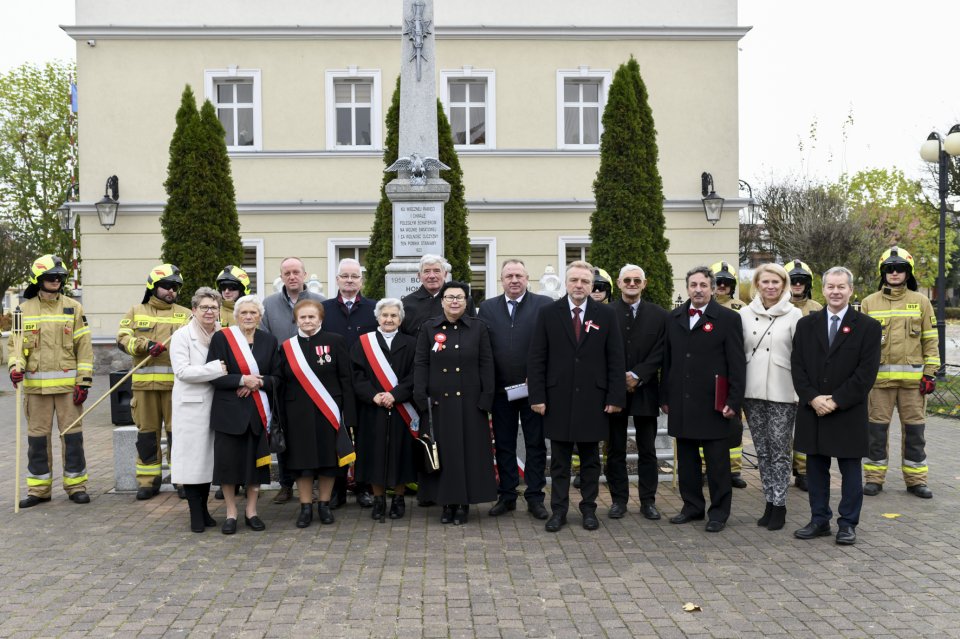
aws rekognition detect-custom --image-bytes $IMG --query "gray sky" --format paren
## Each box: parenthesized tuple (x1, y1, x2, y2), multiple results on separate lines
(3, 1, 960, 190)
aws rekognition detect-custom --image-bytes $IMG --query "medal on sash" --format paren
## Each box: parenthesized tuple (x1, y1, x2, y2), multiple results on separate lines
(315, 344, 331, 364)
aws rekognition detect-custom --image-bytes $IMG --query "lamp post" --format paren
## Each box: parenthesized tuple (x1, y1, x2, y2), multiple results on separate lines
(58, 183, 81, 292)
(95, 175, 120, 230)
(920, 124, 960, 375)
(701, 172, 724, 225)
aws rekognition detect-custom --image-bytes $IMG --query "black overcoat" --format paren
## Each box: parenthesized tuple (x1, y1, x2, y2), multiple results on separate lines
(527, 296, 626, 442)
(791, 307, 881, 458)
(413, 314, 497, 505)
(612, 298, 667, 417)
(662, 300, 746, 440)
(207, 329, 280, 436)
(278, 331, 357, 471)
(350, 331, 418, 486)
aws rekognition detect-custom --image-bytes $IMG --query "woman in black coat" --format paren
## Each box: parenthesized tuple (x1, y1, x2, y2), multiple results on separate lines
(278, 298, 356, 529)
(206, 295, 281, 535)
(413, 281, 497, 525)
(351, 298, 418, 521)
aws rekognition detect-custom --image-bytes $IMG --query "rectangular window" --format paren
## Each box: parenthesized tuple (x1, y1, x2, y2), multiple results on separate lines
(206, 69, 262, 151)
(325, 70, 382, 150)
(556, 69, 611, 150)
(241, 238, 265, 297)
(559, 236, 592, 268)
(337, 246, 369, 271)
(441, 69, 496, 149)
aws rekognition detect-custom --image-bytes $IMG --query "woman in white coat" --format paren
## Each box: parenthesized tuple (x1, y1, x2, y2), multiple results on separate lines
(741, 264, 802, 531)
(171, 287, 227, 533)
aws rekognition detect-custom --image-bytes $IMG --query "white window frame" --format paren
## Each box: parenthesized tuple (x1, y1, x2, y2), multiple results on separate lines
(325, 68, 382, 150)
(440, 67, 496, 150)
(558, 235, 591, 269)
(469, 237, 498, 300)
(327, 237, 370, 295)
(241, 238, 265, 299)
(556, 67, 612, 150)
(205, 68, 262, 152)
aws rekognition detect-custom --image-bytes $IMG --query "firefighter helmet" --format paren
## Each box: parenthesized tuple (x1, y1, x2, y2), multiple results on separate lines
(145, 264, 183, 291)
(216, 265, 251, 296)
(29, 255, 69, 285)
(592, 267, 613, 302)
(710, 261, 738, 293)
(877, 246, 917, 291)
(785, 258, 814, 299)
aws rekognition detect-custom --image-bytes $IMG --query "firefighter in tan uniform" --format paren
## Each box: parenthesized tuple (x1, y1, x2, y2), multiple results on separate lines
(117, 264, 190, 500)
(708, 261, 746, 488)
(216, 265, 250, 328)
(784, 259, 822, 491)
(861, 247, 938, 499)
(8, 255, 92, 507)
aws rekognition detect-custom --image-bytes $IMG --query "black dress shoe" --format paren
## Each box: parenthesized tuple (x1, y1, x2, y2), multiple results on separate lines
(296, 504, 313, 528)
(582, 511, 600, 530)
(794, 521, 832, 539)
(371, 496, 387, 520)
(389, 495, 406, 519)
(18, 495, 51, 509)
(669, 511, 705, 524)
(135, 486, 159, 501)
(794, 474, 808, 491)
(527, 501, 549, 520)
(214, 488, 224, 500)
(244, 515, 266, 531)
(357, 491, 375, 508)
(639, 503, 661, 520)
(221, 518, 237, 535)
(440, 505, 455, 524)
(907, 484, 933, 499)
(608, 502, 627, 519)
(317, 501, 335, 525)
(757, 502, 774, 527)
(69, 491, 90, 504)
(863, 482, 882, 496)
(453, 505, 470, 526)
(835, 526, 857, 545)
(705, 520, 725, 533)
(488, 499, 516, 517)
(731, 474, 747, 489)
(544, 512, 567, 533)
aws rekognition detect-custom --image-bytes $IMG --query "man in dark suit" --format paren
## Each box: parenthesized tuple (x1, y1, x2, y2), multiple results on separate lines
(661, 265, 746, 533)
(528, 260, 626, 532)
(479, 259, 553, 520)
(791, 266, 881, 545)
(606, 264, 667, 521)
(400, 254, 475, 337)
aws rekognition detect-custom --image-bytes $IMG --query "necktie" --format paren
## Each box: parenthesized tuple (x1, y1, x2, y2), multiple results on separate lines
(688, 308, 702, 317)
(507, 299, 517, 318)
(631, 304, 638, 320)
(572, 307, 582, 340)
(829, 314, 839, 347)
(345, 300, 353, 310)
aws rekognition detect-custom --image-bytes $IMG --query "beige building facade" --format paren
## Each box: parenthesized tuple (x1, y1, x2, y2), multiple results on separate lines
(65, 0, 748, 340)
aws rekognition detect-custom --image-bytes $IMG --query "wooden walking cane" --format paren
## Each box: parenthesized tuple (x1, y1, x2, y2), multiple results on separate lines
(12, 306, 24, 513)
(59, 333, 175, 438)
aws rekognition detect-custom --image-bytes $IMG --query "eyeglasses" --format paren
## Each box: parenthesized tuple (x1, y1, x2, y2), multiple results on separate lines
(883, 264, 908, 274)
(442, 295, 466, 302)
(621, 278, 643, 285)
(196, 305, 220, 313)
(789, 277, 807, 286)
(337, 273, 362, 280)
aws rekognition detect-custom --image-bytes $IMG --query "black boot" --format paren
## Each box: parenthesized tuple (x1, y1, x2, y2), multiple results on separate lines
(371, 496, 387, 521)
(767, 505, 787, 531)
(296, 504, 313, 528)
(184, 486, 205, 533)
(757, 502, 774, 527)
(200, 484, 216, 527)
(317, 501, 335, 525)
(390, 495, 406, 519)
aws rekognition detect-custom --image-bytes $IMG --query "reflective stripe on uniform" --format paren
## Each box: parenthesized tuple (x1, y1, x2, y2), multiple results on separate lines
(125, 340, 139, 356)
(924, 357, 941, 366)
(73, 326, 90, 340)
(136, 463, 162, 476)
(63, 473, 88, 487)
(729, 447, 743, 460)
(26, 474, 53, 487)
(133, 315, 188, 325)
(132, 365, 175, 384)
(24, 370, 77, 388)
(865, 309, 922, 319)
(22, 314, 74, 323)
(922, 330, 938, 339)
(876, 364, 924, 381)
(863, 462, 888, 472)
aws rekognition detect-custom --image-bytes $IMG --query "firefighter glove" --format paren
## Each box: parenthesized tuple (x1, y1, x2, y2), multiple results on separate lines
(919, 375, 936, 396)
(9, 370, 23, 388)
(73, 385, 89, 405)
(147, 341, 166, 357)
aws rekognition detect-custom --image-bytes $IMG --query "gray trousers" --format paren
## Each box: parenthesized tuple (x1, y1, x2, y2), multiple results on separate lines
(743, 399, 797, 507)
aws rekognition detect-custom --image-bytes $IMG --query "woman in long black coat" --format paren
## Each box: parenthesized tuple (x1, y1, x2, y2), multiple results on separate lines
(278, 298, 357, 529)
(413, 281, 497, 525)
(351, 298, 418, 520)
(206, 295, 281, 535)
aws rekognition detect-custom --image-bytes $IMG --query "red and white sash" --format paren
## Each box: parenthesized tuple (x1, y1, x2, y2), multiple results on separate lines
(222, 326, 271, 429)
(359, 332, 420, 438)
(282, 336, 343, 431)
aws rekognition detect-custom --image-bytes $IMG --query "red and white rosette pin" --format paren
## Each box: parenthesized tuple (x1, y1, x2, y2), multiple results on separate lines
(702, 322, 714, 333)
(842, 326, 851, 334)
(432, 332, 447, 352)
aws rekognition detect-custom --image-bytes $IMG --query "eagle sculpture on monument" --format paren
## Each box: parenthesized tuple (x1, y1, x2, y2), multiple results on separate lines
(385, 153, 450, 186)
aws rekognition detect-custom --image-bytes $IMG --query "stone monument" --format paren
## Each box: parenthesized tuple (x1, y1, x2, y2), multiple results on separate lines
(384, 0, 451, 299)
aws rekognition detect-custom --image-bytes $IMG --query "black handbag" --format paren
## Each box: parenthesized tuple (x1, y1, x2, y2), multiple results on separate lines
(268, 386, 287, 454)
(415, 399, 440, 474)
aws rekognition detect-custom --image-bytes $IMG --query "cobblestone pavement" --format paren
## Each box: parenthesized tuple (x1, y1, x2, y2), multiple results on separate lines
(0, 375, 958, 638)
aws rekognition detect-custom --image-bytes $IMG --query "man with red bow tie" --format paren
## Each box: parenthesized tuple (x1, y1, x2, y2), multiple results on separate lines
(661, 265, 746, 532)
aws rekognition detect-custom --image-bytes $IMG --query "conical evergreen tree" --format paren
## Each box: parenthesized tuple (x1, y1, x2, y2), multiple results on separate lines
(365, 77, 471, 297)
(160, 86, 243, 296)
(590, 57, 672, 309)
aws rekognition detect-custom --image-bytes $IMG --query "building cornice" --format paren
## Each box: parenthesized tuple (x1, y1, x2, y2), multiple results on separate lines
(64, 25, 750, 42)
(228, 149, 601, 159)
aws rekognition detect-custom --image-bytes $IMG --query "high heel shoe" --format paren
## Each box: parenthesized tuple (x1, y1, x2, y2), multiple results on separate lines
(371, 496, 387, 521)
(317, 501, 335, 525)
(453, 504, 469, 526)
(440, 504, 454, 524)
(389, 495, 406, 519)
(296, 504, 313, 528)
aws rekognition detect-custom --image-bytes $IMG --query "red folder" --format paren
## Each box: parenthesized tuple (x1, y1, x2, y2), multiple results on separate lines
(714, 375, 728, 413)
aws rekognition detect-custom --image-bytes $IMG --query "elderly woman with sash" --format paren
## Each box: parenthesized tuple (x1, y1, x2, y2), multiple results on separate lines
(206, 295, 281, 535)
(351, 298, 418, 521)
(279, 298, 357, 529)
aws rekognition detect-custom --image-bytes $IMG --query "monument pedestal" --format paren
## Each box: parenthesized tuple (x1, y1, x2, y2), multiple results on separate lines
(385, 177, 450, 299)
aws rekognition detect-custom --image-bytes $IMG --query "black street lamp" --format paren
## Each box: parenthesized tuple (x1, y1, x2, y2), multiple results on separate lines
(95, 175, 120, 230)
(701, 172, 724, 225)
(920, 124, 960, 375)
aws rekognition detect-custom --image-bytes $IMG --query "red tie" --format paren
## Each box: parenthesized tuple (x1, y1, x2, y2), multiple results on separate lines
(572, 307, 582, 340)
(688, 308, 703, 317)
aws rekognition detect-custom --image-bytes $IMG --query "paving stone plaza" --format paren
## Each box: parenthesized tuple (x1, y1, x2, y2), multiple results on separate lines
(0, 374, 958, 638)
